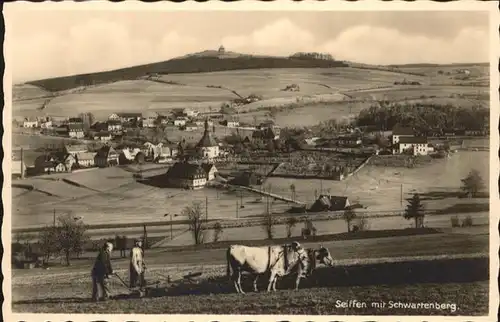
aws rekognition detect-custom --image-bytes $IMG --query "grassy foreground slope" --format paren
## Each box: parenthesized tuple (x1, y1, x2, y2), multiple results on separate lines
(27, 56, 348, 92)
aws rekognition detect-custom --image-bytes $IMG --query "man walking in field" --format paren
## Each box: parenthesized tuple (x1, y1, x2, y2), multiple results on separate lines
(91, 241, 114, 302)
(129, 238, 146, 294)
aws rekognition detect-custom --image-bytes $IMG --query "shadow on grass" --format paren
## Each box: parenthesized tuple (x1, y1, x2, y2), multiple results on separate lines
(13, 256, 488, 304)
(435, 203, 489, 215)
(163, 228, 442, 252)
(420, 191, 490, 201)
(153, 256, 488, 298)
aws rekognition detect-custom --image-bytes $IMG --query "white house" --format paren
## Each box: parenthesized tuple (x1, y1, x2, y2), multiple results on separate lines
(184, 109, 199, 117)
(174, 117, 188, 127)
(201, 163, 218, 181)
(40, 120, 53, 129)
(108, 113, 120, 121)
(195, 120, 213, 127)
(68, 124, 85, 139)
(185, 123, 198, 132)
(23, 119, 38, 128)
(75, 152, 97, 167)
(143, 111, 158, 128)
(94, 132, 112, 142)
(227, 121, 240, 128)
(107, 120, 122, 132)
(398, 137, 430, 156)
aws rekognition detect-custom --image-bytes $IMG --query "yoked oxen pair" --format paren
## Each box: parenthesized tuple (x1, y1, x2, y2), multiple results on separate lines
(226, 241, 334, 293)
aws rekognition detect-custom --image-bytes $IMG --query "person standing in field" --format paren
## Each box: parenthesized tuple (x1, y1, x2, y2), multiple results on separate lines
(91, 241, 114, 302)
(129, 238, 146, 293)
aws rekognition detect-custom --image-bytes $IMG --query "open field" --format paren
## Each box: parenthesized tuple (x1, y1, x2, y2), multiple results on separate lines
(11, 230, 489, 315)
(11, 166, 291, 229)
(266, 151, 489, 209)
(14, 65, 488, 124)
(11, 150, 489, 230)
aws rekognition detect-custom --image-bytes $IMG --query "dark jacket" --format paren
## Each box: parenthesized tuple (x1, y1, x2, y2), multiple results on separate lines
(92, 248, 113, 277)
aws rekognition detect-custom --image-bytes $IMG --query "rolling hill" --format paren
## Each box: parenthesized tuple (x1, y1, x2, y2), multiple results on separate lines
(26, 53, 349, 92)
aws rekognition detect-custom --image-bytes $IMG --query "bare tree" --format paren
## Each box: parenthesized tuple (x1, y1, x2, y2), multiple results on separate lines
(285, 216, 298, 238)
(342, 208, 357, 233)
(183, 201, 206, 245)
(262, 210, 276, 240)
(54, 214, 88, 266)
(289, 183, 296, 201)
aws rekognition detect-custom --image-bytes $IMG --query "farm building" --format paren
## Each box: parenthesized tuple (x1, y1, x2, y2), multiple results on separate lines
(465, 128, 486, 136)
(174, 117, 188, 127)
(252, 127, 277, 145)
(54, 152, 76, 171)
(391, 126, 415, 145)
(119, 148, 141, 164)
(64, 144, 88, 157)
(67, 124, 85, 139)
(184, 122, 199, 132)
(183, 108, 199, 117)
(164, 162, 207, 189)
(23, 118, 38, 128)
(94, 131, 112, 142)
(229, 171, 261, 187)
(75, 152, 97, 167)
(332, 135, 363, 147)
(142, 111, 159, 128)
(195, 119, 219, 160)
(107, 120, 122, 132)
(398, 137, 431, 156)
(68, 117, 84, 124)
(34, 155, 57, 175)
(201, 163, 218, 181)
(117, 113, 142, 123)
(40, 120, 53, 129)
(309, 195, 351, 212)
(195, 119, 214, 127)
(95, 146, 119, 168)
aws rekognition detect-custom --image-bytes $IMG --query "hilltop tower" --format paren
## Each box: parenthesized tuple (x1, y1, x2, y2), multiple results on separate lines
(218, 45, 225, 55)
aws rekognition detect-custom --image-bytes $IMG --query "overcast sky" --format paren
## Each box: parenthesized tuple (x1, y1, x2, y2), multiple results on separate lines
(7, 10, 490, 83)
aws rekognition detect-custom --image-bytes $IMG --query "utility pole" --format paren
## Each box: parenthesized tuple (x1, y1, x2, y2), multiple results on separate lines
(400, 184, 403, 209)
(20, 148, 25, 179)
(236, 201, 239, 219)
(205, 196, 208, 221)
(53, 209, 56, 227)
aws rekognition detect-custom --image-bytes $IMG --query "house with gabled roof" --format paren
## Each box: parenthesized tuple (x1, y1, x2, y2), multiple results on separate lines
(67, 124, 85, 139)
(310, 195, 351, 212)
(64, 144, 88, 157)
(95, 146, 119, 168)
(391, 125, 415, 145)
(201, 163, 218, 181)
(164, 162, 207, 189)
(398, 136, 432, 155)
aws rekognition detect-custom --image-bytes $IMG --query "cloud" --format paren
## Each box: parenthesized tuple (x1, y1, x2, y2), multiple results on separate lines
(222, 18, 317, 56)
(12, 18, 199, 83)
(321, 25, 489, 65)
(11, 16, 489, 83)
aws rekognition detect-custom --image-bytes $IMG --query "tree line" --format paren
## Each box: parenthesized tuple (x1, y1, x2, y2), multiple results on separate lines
(355, 102, 488, 132)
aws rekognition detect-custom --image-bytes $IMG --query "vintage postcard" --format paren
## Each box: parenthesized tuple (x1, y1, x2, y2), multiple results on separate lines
(2, 1, 499, 322)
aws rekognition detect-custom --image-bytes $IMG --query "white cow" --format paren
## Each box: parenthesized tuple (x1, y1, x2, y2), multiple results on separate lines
(226, 241, 333, 293)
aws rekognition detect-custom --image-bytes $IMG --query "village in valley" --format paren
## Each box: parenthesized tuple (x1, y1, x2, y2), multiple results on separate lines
(10, 33, 492, 314)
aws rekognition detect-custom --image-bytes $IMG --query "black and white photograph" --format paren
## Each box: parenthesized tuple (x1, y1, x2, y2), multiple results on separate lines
(3, 1, 499, 321)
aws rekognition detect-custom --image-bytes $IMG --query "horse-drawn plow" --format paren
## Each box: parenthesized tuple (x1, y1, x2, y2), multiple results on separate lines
(111, 270, 205, 298)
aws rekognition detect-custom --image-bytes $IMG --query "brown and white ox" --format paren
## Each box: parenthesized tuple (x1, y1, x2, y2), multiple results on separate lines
(226, 241, 334, 293)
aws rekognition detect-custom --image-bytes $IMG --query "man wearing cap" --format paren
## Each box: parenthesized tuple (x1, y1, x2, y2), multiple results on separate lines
(91, 241, 114, 301)
(129, 238, 146, 292)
